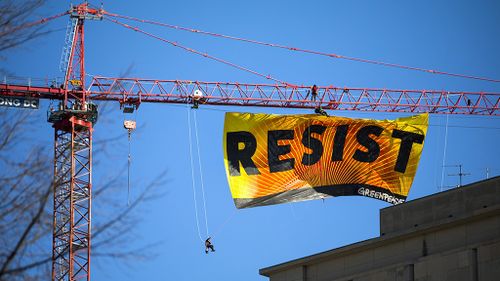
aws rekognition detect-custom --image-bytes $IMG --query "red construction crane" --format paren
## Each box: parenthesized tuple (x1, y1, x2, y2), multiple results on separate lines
(0, 3, 499, 281)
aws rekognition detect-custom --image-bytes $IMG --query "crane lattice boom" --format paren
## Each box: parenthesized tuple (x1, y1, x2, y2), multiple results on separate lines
(1, 76, 498, 115)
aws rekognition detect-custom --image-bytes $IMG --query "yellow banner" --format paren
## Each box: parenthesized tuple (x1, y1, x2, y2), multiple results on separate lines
(223, 112, 428, 209)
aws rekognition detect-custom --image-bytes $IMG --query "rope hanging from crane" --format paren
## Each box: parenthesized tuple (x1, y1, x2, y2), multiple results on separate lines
(187, 95, 240, 252)
(187, 98, 241, 247)
(186, 98, 210, 243)
(193, 109, 210, 237)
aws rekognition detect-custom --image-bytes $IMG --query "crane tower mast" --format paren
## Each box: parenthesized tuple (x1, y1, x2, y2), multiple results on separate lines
(49, 3, 102, 281)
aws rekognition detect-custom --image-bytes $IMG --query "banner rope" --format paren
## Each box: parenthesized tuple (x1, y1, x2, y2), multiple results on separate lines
(211, 209, 238, 239)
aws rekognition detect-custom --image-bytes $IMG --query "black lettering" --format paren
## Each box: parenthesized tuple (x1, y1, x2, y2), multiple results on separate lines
(331, 124, 349, 161)
(353, 125, 383, 163)
(226, 131, 260, 176)
(268, 130, 295, 173)
(392, 129, 425, 173)
(301, 125, 326, 165)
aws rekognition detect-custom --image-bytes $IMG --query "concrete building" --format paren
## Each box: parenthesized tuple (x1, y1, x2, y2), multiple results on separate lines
(260, 176, 500, 281)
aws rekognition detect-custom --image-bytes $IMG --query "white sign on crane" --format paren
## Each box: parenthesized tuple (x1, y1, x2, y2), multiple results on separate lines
(0, 95, 39, 109)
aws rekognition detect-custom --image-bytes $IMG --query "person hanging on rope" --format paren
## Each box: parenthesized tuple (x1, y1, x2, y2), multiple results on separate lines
(205, 237, 215, 254)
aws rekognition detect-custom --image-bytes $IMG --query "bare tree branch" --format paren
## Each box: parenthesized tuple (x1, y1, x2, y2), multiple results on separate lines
(0, 180, 52, 279)
(0, 3, 168, 279)
(93, 170, 168, 239)
(0, 0, 47, 53)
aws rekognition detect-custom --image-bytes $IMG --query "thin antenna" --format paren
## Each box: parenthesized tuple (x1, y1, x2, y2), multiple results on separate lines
(447, 164, 471, 187)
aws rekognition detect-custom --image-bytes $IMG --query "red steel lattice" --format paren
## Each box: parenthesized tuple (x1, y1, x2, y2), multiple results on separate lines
(52, 117, 92, 281)
(1, 77, 498, 115)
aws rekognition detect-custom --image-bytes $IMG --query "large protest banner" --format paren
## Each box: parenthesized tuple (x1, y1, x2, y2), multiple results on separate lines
(223, 112, 428, 209)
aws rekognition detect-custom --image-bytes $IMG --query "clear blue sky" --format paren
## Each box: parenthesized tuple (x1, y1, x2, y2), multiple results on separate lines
(3, 0, 500, 280)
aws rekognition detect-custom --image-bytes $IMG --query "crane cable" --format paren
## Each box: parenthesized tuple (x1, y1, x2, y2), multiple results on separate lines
(123, 113, 137, 206)
(104, 17, 290, 86)
(104, 11, 500, 84)
(127, 128, 132, 206)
